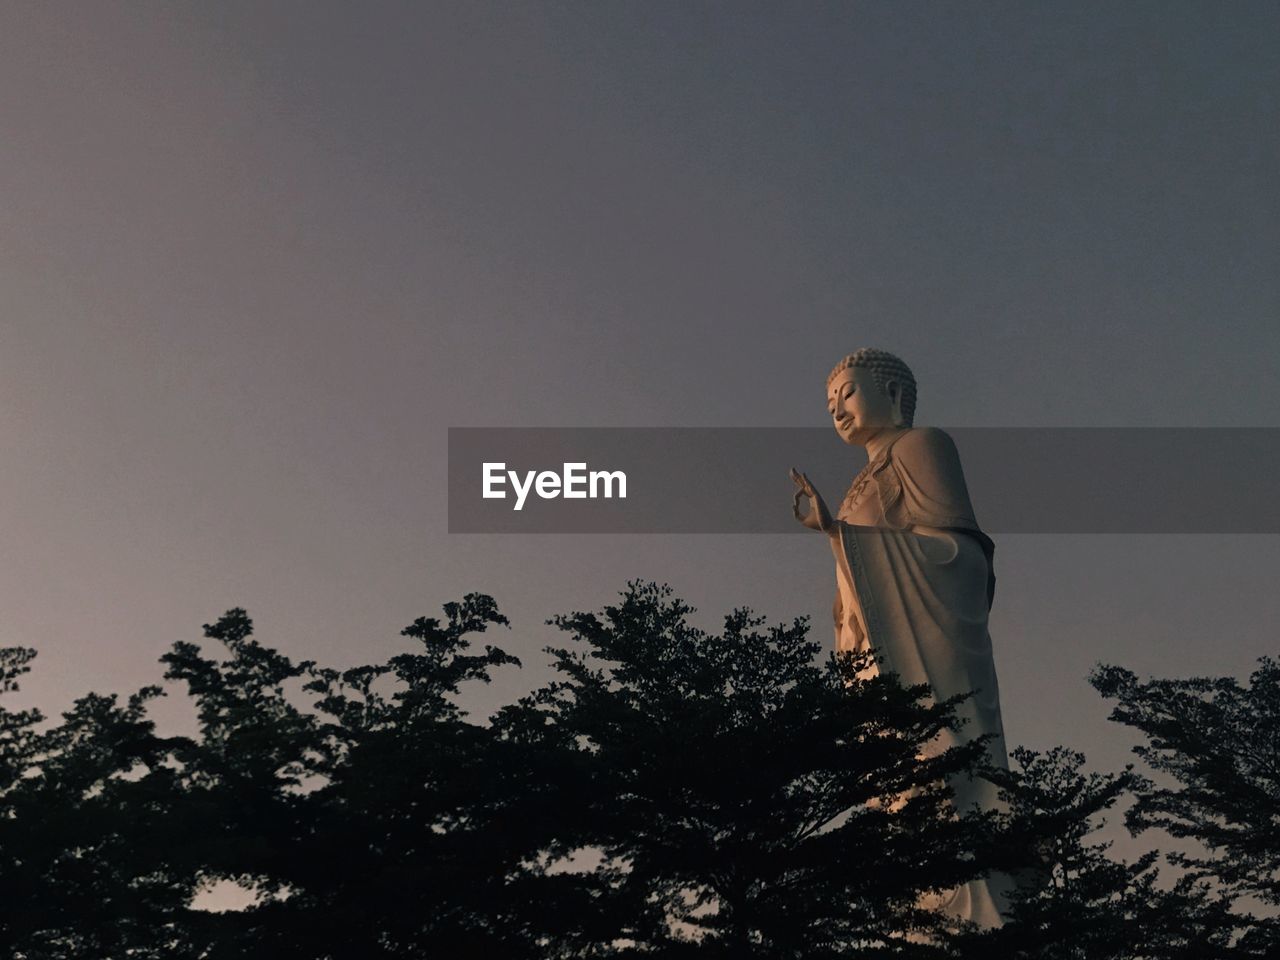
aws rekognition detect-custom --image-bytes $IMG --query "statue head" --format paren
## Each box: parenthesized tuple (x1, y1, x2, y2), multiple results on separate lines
(826, 348, 916, 445)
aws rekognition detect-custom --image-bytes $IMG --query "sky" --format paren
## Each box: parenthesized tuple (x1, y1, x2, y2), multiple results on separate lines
(1, 0, 1278, 820)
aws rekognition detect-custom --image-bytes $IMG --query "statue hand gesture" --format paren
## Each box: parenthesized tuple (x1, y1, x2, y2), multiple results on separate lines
(790, 467, 834, 533)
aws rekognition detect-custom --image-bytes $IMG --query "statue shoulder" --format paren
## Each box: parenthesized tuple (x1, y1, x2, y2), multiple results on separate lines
(891, 426, 963, 473)
(886, 427, 978, 523)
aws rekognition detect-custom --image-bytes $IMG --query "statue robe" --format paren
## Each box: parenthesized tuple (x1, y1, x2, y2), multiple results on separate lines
(830, 427, 1012, 928)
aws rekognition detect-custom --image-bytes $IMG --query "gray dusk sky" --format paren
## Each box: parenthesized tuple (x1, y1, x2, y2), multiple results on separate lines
(2, 1, 1278, 801)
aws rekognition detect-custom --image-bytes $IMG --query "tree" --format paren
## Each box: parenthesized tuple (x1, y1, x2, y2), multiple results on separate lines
(530, 581, 1000, 958)
(0, 647, 205, 958)
(1092, 659, 1280, 953)
(160, 597, 605, 959)
(2, 586, 1267, 958)
(968, 746, 1240, 960)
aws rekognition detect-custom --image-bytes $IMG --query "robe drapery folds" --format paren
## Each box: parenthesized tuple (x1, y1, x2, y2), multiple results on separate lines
(829, 427, 1011, 927)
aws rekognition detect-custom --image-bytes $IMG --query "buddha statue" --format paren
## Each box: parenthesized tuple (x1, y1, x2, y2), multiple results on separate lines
(790, 347, 1012, 928)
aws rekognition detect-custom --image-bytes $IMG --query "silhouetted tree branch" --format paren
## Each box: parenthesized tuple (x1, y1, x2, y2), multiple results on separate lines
(1092, 659, 1280, 953)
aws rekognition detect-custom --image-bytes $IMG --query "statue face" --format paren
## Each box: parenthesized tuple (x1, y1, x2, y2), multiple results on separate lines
(827, 365, 898, 446)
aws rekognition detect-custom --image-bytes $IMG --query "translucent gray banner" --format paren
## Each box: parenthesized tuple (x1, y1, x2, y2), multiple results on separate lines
(447, 428, 1280, 534)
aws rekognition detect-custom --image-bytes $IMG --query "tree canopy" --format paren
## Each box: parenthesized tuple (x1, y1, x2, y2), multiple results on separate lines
(0, 584, 1273, 958)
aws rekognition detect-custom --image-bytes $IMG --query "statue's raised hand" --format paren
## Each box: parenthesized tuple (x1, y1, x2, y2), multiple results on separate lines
(790, 467, 834, 533)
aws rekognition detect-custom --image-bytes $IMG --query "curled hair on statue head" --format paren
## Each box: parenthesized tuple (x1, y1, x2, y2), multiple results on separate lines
(827, 348, 917, 427)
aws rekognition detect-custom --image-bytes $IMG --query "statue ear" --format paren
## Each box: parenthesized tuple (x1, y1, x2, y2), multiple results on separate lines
(886, 380, 906, 427)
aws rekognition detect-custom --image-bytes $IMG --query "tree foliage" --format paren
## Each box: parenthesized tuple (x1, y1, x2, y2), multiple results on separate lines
(972, 747, 1241, 959)
(0, 647, 200, 957)
(0, 586, 1273, 958)
(1092, 659, 1280, 953)
(533, 582, 998, 957)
